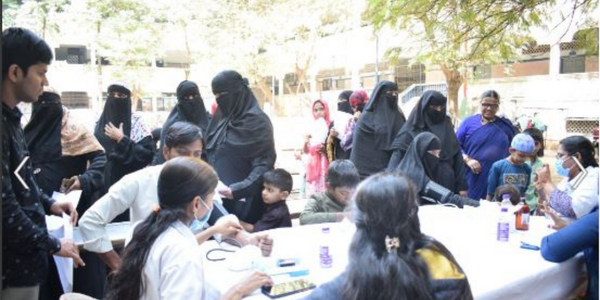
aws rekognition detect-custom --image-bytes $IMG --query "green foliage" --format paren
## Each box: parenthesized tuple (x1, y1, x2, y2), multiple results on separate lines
(2, 0, 21, 29)
(573, 27, 599, 56)
(365, 0, 596, 115)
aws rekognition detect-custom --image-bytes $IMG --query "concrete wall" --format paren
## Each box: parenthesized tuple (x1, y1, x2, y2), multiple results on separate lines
(463, 72, 599, 142)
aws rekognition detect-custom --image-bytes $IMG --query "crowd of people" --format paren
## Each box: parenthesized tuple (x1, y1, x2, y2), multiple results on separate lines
(2, 27, 598, 300)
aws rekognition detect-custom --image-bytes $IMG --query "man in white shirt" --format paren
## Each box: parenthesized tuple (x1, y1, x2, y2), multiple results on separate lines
(79, 122, 272, 271)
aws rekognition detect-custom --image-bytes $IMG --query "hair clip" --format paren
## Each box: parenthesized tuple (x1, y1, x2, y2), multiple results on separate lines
(153, 205, 162, 213)
(385, 235, 400, 253)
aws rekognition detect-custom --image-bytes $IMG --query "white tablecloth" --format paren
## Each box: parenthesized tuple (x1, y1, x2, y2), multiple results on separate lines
(199, 202, 584, 300)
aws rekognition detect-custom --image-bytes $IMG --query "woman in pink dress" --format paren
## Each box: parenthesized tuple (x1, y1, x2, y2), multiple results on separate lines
(304, 99, 331, 197)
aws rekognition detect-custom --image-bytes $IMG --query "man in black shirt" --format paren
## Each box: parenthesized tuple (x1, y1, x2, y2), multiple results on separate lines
(2, 27, 83, 300)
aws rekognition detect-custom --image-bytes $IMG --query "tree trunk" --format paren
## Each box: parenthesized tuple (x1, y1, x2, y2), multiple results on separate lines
(42, 17, 47, 39)
(96, 22, 104, 110)
(183, 25, 191, 80)
(440, 64, 463, 117)
(257, 78, 272, 103)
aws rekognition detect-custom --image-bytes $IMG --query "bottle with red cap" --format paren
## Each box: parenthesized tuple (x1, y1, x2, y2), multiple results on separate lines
(516, 197, 530, 231)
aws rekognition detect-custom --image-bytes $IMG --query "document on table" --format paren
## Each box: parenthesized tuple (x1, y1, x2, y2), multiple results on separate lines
(46, 190, 82, 293)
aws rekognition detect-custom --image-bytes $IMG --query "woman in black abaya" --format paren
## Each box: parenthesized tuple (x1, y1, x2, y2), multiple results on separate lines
(388, 90, 468, 195)
(206, 70, 276, 224)
(395, 132, 479, 207)
(94, 83, 154, 221)
(153, 80, 209, 164)
(25, 88, 108, 300)
(349, 80, 406, 179)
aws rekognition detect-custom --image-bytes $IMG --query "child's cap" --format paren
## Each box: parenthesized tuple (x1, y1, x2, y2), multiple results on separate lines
(511, 133, 535, 154)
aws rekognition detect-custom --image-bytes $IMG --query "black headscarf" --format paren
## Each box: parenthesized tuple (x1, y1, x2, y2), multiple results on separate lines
(24, 91, 63, 164)
(206, 70, 274, 157)
(391, 90, 458, 161)
(154, 80, 209, 164)
(395, 132, 441, 192)
(337, 90, 353, 114)
(389, 90, 467, 192)
(206, 70, 276, 223)
(94, 84, 132, 153)
(350, 80, 406, 178)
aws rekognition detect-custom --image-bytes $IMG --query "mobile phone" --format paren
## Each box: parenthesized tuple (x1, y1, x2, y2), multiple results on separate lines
(60, 178, 75, 193)
(261, 279, 316, 299)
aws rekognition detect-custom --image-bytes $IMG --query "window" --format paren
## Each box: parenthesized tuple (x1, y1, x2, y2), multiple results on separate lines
(321, 78, 333, 91)
(561, 55, 586, 73)
(264, 76, 279, 95)
(335, 79, 351, 90)
(394, 63, 426, 93)
(61, 92, 89, 109)
(566, 119, 596, 134)
(54, 46, 87, 64)
(138, 97, 153, 112)
(157, 93, 177, 112)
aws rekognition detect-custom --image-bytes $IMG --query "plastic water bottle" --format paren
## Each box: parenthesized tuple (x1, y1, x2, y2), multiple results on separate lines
(319, 227, 332, 268)
(501, 193, 511, 207)
(497, 207, 510, 242)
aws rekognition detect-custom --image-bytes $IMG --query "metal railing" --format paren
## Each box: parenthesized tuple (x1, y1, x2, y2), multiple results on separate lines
(399, 82, 448, 103)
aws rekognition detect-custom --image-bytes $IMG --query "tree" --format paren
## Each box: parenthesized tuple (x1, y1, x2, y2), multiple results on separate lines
(2, 0, 21, 29)
(365, 0, 598, 116)
(73, 0, 166, 108)
(3, 0, 70, 39)
(198, 0, 353, 113)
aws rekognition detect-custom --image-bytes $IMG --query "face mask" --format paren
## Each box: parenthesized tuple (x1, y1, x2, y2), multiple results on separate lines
(385, 94, 398, 108)
(554, 158, 571, 177)
(190, 197, 213, 232)
(425, 108, 446, 124)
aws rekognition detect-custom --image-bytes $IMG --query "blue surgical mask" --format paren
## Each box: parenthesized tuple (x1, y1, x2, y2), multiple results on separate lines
(190, 197, 213, 232)
(554, 158, 571, 178)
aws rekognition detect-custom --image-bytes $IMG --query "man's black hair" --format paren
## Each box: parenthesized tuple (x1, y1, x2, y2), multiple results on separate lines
(2, 27, 53, 79)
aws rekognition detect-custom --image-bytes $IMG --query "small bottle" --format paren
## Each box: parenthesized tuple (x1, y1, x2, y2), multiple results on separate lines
(319, 227, 332, 268)
(497, 207, 510, 242)
(501, 193, 511, 207)
(516, 197, 530, 231)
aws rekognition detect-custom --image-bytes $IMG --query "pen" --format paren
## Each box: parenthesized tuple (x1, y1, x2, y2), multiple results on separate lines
(520, 242, 540, 251)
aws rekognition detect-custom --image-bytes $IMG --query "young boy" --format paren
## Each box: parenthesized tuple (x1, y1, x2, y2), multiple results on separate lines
(241, 169, 293, 232)
(300, 160, 360, 225)
(486, 133, 535, 200)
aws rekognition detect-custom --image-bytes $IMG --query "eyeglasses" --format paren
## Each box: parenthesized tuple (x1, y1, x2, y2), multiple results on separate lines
(481, 103, 499, 110)
(108, 91, 128, 99)
(555, 152, 571, 159)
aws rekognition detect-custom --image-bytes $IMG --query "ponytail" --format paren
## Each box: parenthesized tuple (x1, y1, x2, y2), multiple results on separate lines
(105, 205, 188, 300)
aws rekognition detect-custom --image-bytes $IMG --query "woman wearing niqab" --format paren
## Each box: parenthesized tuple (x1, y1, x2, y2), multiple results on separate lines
(388, 90, 468, 194)
(94, 83, 154, 220)
(153, 80, 209, 164)
(206, 70, 276, 224)
(349, 80, 406, 179)
(25, 88, 108, 299)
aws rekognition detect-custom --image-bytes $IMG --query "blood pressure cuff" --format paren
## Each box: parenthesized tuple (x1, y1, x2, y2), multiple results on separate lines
(422, 181, 480, 208)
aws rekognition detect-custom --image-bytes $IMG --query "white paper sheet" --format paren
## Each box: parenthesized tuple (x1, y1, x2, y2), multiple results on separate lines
(46, 190, 82, 293)
(332, 112, 352, 134)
